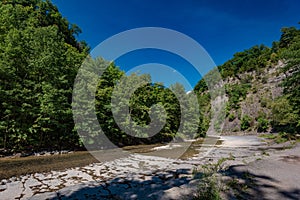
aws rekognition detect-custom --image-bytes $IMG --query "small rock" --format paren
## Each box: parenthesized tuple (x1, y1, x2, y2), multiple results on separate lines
(0, 184, 7, 191)
(165, 174, 175, 180)
(141, 171, 153, 176)
(10, 177, 17, 182)
(14, 153, 21, 158)
(130, 194, 138, 199)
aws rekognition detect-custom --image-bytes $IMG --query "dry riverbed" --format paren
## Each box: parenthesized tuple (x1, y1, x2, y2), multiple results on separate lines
(0, 136, 299, 200)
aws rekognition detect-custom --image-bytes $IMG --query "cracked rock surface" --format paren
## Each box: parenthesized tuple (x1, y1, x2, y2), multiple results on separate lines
(0, 136, 295, 200)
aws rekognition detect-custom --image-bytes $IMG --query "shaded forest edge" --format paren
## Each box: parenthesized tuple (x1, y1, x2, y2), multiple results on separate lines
(0, 1, 299, 155)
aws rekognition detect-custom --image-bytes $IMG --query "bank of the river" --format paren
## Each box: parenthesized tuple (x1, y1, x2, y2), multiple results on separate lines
(0, 151, 98, 180)
(0, 138, 217, 180)
(0, 136, 298, 200)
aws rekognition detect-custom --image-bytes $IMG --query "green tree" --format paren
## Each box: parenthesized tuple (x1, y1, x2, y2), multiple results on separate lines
(0, 0, 88, 151)
(271, 96, 298, 133)
(280, 24, 300, 133)
(279, 26, 300, 48)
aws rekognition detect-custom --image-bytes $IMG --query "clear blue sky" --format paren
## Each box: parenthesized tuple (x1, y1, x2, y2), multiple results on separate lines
(53, 0, 300, 90)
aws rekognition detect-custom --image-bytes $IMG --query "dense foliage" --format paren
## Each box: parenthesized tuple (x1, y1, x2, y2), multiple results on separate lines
(94, 66, 200, 147)
(0, 0, 201, 152)
(0, 0, 88, 152)
(278, 24, 300, 134)
(94, 66, 182, 147)
(225, 83, 251, 110)
(218, 45, 272, 79)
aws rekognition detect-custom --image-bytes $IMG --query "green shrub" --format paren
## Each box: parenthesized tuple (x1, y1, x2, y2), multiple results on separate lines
(228, 113, 235, 121)
(226, 84, 251, 110)
(241, 115, 252, 131)
(193, 176, 221, 200)
(259, 134, 277, 139)
(193, 158, 231, 200)
(257, 117, 269, 132)
(275, 132, 290, 143)
(260, 132, 292, 143)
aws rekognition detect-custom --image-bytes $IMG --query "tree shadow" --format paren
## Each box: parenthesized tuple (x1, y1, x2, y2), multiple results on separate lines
(48, 168, 194, 200)
(36, 163, 299, 200)
(279, 189, 300, 200)
(221, 165, 300, 200)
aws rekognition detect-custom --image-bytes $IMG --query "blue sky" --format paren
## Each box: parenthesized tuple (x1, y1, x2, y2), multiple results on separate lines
(53, 0, 300, 90)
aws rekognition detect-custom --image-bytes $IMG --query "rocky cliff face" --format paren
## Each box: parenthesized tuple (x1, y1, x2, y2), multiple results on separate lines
(218, 61, 286, 134)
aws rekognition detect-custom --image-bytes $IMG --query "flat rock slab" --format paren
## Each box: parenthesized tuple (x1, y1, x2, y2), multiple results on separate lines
(222, 143, 300, 200)
(0, 136, 298, 200)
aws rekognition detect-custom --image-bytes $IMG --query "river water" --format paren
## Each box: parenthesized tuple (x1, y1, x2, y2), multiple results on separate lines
(89, 135, 266, 162)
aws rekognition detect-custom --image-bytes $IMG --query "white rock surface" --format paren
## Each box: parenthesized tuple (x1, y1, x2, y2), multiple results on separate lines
(0, 136, 288, 200)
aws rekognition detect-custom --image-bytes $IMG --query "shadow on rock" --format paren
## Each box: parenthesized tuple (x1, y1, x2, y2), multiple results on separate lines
(222, 165, 300, 200)
(34, 168, 195, 200)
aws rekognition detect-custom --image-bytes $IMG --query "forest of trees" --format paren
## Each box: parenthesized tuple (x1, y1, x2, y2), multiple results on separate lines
(0, 0, 89, 152)
(73, 57, 201, 149)
(0, 0, 201, 153)
(0, 0, 299, 154)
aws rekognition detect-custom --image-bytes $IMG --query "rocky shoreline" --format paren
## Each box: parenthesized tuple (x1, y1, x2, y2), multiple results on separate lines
(0, 136, 299, 200)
